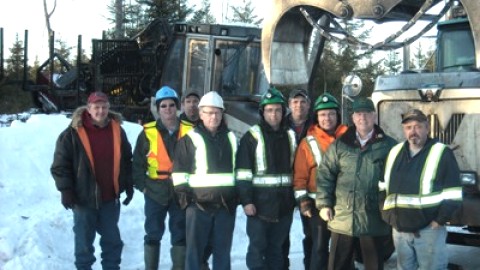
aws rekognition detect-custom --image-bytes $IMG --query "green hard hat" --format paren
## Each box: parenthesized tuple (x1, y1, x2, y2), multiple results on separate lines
(314, 93, 340, 112)
(260, 86, 286, 107)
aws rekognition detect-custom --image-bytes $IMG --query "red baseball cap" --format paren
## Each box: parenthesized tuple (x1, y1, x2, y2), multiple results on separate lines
(88, 92, 109, 103)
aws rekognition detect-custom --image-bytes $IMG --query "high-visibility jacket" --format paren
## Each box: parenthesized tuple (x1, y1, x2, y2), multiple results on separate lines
(382, 139, 462, 232)
(143, 121, 181, 180)
(236, 122, 297, 221)
(173, 130, 237, 187)
(172, 123, 238, 212)
(236, 124, 297, 186)
(179, 118, 195, 138)
(293, 124, 348, 200)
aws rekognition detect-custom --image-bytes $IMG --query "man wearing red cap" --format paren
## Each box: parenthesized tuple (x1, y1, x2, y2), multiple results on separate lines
(51, 91, 133, 270)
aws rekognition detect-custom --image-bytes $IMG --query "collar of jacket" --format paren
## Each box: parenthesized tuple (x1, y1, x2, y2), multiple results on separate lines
(196, 120, 229, 137)
(70, 106, 123, 129)
(339, 124, 387, 147)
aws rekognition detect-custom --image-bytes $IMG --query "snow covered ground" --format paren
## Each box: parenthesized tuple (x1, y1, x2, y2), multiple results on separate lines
(1, 113, 480, 270)
(0, 113, 304, 270)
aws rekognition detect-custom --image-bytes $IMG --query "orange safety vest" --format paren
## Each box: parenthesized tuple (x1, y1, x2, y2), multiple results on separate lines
(144, 121, 190, 180)
(77, 120, 122, 195)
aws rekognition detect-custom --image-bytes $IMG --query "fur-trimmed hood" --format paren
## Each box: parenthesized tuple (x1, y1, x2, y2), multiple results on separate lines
(70, 106, 123, 128)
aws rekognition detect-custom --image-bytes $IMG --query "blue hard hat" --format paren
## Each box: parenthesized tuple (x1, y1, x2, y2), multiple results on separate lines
(155, 86, 179, 105)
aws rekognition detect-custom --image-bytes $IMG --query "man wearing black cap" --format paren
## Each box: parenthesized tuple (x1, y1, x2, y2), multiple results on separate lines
(51, 91, 133, 270)
(382, 109, 462, 270)
(287, 89, 312, 143)
(316, 97, 396, 270)
(179, 91, 201, 137)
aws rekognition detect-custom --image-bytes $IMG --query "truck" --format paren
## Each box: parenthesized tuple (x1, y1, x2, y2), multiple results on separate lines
(13, 19, 268, 136)
(261, 0, 480, 246)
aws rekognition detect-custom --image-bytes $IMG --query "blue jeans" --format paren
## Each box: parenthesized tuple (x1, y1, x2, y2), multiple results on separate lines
(393, 225, 448, 270)
(185, 204, 235, 270)
(73, 200, 123, 270)
(144, 194, 186, 246)
(246, 213, 293, 270)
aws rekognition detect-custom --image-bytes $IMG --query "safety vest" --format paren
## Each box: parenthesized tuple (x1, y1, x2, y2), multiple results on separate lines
(179, 119, 195, 138)
(293, 135, 322, 200)
(237, 125, 297, 187)
(77, 120, 122, 195)
(383, 142, 462, 210)
(172, 130, 237, 188)
(144, 121, 180, 180)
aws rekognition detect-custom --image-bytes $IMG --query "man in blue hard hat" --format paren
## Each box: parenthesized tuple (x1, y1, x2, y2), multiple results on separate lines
(133, 86, 188, 269)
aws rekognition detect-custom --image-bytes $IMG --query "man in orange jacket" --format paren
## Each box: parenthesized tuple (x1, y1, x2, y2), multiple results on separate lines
(293, 93, 347, 270)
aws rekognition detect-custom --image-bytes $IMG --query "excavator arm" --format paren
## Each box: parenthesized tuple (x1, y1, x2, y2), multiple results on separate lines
(262, 0, 480, 86)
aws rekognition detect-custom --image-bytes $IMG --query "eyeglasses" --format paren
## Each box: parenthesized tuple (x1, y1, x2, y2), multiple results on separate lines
(202, 110, 222, 117)
(160, 103, 176, 109)
(317, 112, 337, 118)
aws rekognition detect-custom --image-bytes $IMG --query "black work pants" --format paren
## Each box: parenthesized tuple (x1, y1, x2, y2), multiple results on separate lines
(328, 232, 385, 270)
(246, 213, 293, 270)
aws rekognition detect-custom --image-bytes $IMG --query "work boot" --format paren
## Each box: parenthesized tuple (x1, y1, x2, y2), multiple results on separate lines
(171, 245, 186, 270)
(145, 242, 160, 270)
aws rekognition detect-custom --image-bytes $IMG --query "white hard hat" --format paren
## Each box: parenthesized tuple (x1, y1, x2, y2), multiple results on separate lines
(198, 91, 224, 110)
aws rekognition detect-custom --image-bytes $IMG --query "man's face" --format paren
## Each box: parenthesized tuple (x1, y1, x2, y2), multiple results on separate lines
(182, 95, 200, 121)
(263, 103, 283, 130)
(158, 99, 177, 122)
(317, 109, 338, 133)
(200, 106, 223, 132)
(402, 120, 429, 148)
(288, 96, 310, 121)
(352, 111, 376, 134)
(87, 101, 109, 126)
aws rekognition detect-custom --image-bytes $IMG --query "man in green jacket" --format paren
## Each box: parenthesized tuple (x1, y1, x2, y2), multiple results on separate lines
(316, 97, 396, 270)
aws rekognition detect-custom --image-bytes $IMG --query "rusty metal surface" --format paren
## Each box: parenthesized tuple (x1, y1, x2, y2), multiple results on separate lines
(262, 0, 480, 85)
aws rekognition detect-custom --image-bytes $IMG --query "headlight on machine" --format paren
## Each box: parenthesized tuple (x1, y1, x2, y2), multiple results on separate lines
(460, 171, 479, 194)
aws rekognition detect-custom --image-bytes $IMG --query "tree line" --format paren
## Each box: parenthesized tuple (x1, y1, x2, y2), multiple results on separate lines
(1, 0, 434, 114)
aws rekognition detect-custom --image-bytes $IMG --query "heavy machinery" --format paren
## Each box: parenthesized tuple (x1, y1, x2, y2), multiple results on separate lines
(262, 0, 480, 246)
(18, 19, 268, 136)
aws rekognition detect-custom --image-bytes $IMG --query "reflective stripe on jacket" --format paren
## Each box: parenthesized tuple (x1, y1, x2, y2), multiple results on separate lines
(143, 121, 176, 180)
(173, 130, 237, 187)
(383, 142, 462, 210)
(293, 124, 348, 200)
(236, 124, 296, 187)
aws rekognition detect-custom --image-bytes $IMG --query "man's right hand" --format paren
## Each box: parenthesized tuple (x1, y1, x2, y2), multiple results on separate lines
(61, 190, 77, 210)
(243, 204, 256, 216)
(320, 207, 333, 221)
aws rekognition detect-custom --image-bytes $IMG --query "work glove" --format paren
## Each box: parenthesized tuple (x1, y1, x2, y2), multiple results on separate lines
(122, 185, 134, 206)
(299, 198, 314, 218)
(61, 190, 77, 210)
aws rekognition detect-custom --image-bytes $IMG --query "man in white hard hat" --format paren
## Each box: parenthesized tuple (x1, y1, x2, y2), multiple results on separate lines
(173, 91, 238, 270)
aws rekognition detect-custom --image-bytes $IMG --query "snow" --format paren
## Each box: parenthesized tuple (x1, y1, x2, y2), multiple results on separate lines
(0, 113, 305, 269)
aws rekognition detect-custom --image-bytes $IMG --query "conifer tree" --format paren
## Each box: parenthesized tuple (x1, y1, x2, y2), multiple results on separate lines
(230, 0, 262, 26)
(190, 0, 216, 24)
(6, 34, 24, 81)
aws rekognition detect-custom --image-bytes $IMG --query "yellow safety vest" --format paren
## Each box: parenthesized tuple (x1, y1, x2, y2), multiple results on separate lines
(144, 121, 181, 180)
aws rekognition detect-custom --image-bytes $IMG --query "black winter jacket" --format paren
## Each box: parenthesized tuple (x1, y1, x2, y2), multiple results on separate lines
(173, 121, 237, 213)
(236, 121, 296, 222)
(381, 138, 462, 232)
(50, 107, 133, 209)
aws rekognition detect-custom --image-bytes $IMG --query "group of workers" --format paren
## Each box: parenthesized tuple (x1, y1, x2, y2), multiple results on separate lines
(50, 85, 463, 270)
